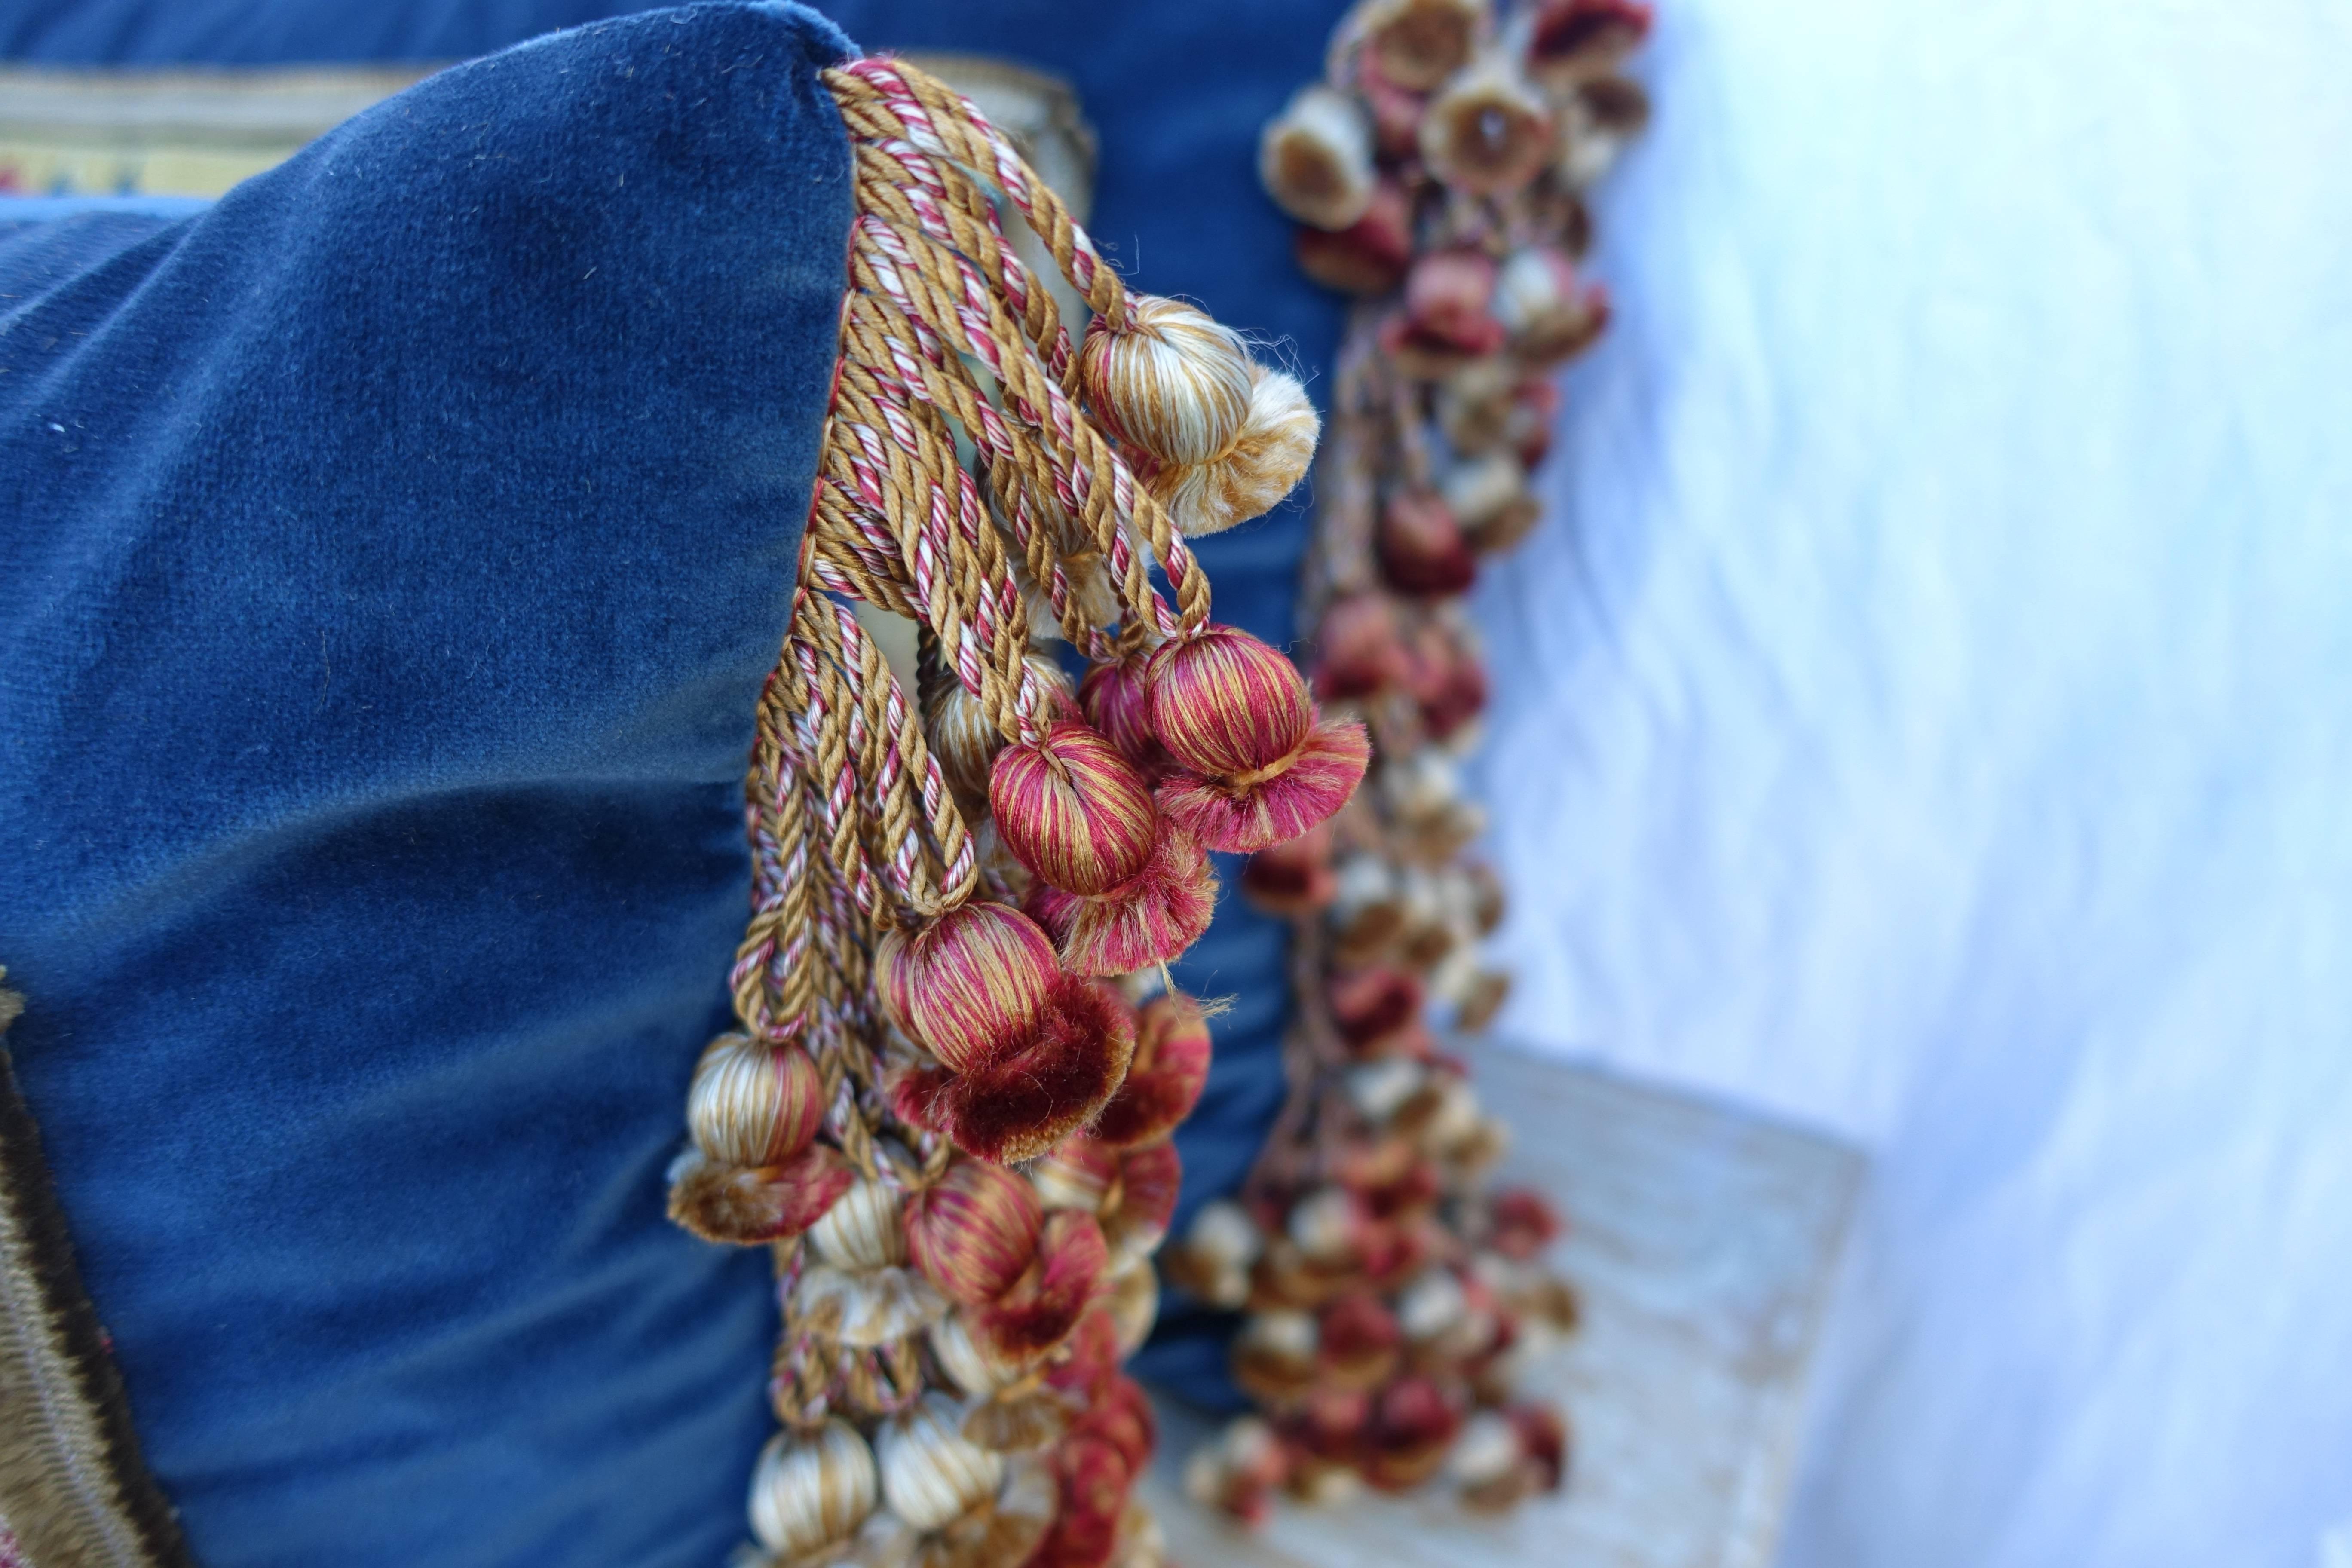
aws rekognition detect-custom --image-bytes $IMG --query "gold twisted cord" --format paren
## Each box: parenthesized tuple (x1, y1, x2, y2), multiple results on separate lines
(840, 230, 1131, 654)
(851, 140, 1075, 383)
(827, 363, 1038, 739)
(844, 175, 1190, 635)
(730, 665, 817, 1043)
(841, 288, 1113, 657)
(840, 134, 1210, 632)
(839, 264, 1172, 658)
(826, 61, 1129, 328)
(785, 593, 882, 931)
(883, 381, 1044, 715)
(803, 591, 979, 920)
(809, 484, 925, 617)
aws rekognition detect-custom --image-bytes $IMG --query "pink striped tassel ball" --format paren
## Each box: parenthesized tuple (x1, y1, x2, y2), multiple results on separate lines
(1146, 626, 1372, 853)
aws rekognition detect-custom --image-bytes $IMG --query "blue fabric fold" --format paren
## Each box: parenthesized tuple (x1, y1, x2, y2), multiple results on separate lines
(0, 6, 855, 1565)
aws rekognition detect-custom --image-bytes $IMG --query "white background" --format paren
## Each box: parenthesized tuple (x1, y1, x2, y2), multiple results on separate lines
(1471, 1, 2352, 1562)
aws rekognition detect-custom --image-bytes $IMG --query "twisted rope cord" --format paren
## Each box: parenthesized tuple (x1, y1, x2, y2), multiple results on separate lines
(831, 71, 1213, 634)
(829, 362, 1042, 738)
(846, 213, 1182, 640)
(818, 304, 1036, 735)
(819, 432, 995, 713)
(849, 199, 1197, 637)
(829, 59, 1128, 328)
(843, 287, 1123, 658)
(840, 272, 1172, 676)
(814, 594, 979, 917)
(786, 590, 885, 932)
(854, 138, 1075, 382)
(729, 666, 817, 1044)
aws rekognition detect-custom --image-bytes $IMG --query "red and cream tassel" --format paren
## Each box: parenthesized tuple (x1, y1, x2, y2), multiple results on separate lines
(663, 54, 1374, 1564)
(878, 901, 1138, 1163)
(1147, 626, 1372, 855)
(906, 1156, 1109, 1357)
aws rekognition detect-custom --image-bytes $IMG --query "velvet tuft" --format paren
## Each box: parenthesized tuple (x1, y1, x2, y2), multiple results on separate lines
(1024, 824, 1219, 976)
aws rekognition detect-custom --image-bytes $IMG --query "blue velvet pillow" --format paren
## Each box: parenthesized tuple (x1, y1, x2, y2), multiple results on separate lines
(0, 6, 854, 1565)
(4, 0, 1352, 1427)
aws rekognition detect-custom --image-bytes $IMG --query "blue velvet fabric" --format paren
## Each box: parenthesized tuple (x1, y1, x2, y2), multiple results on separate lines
(0, 6, 854, 1565)
(2, 0, 1351, 1415)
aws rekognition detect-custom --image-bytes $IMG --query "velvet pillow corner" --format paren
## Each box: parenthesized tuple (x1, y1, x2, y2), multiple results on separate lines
(0, 6, 861, 1566)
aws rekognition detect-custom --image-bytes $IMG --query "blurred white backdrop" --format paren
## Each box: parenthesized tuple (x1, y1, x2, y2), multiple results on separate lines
(1470, 1, 2352, 1563)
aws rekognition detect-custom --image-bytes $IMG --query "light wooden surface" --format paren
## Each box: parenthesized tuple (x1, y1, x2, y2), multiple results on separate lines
(1141, 1044, 1866, 1568)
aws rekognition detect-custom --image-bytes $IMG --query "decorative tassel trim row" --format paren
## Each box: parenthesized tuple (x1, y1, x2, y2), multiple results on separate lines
(1168, 0, 1653, 1525)
(668, 56, 1365, 1567)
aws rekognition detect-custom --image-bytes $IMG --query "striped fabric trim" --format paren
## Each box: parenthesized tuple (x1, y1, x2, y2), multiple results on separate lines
(0, 977, 191, 1568)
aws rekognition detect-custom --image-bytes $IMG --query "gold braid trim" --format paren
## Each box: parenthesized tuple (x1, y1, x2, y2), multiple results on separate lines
(0, 976, 194, 1568)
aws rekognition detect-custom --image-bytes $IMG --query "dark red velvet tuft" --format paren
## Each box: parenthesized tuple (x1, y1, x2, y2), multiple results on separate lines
(1320, 1291, 1403, 1363)
(1327, 965, 1425, 1046)
(1362, 1374, 1467, 1491)
(1241, 822, 1338, 916)
(975, 1210, 1108, 1356)
(1110, 1139, 1182, 1247)
(916, 975, 1138, 1164)
(1487, 1187, 1565, 1259)
(1071, 1375, 1158, 1476)
(1530, 0, 1656, 70)
(1026, 1433, 1134, 1568)
(1403, 248, 1504, 352)
(1420, 654, 1489, 741)
(1043, 1304, 1124, 1402)
(1026, 822, 1218, 975)
(1312, 595, 1411, 704)
(1510, 1400, 1571, 1490)
(1089, 994, 1212, 1148)
(1297, 177, 1415, 294)
(1378, 489, 1478, 597)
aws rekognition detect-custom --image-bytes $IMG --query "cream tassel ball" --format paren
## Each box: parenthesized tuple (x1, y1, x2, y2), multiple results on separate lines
(1345, 1057, 1429, 1125)
(931, 1311, 1070, 1454)
(1419, 51, 1556, 196)
(807, 1176, 906, 1271)
(748, 1418, 879, 1564)
(1106, 1257, 1161, 1357)
(1446, 1410, 1523, 1488)
(1145, 366, 1320, 538)
(1110, 1499, 1169, 1568)
(1260, 84, 1378, 231)
(686, 1033, 823, 1168)
(1078, 295, 1256, 468)
(925, 651, 1072, 801)
(1166, 1198, 1263, 1308)
(1441, 450, 1540, 554)
(876, 1392, 1007, 1532)
(1351, 0, 1490, 92)
(1395, 1267, 1472, 1343)
(1287, 1185, 1362, 1261)
(795, 1178, 949, 1347)
(927, 1310, 1024, 1399)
